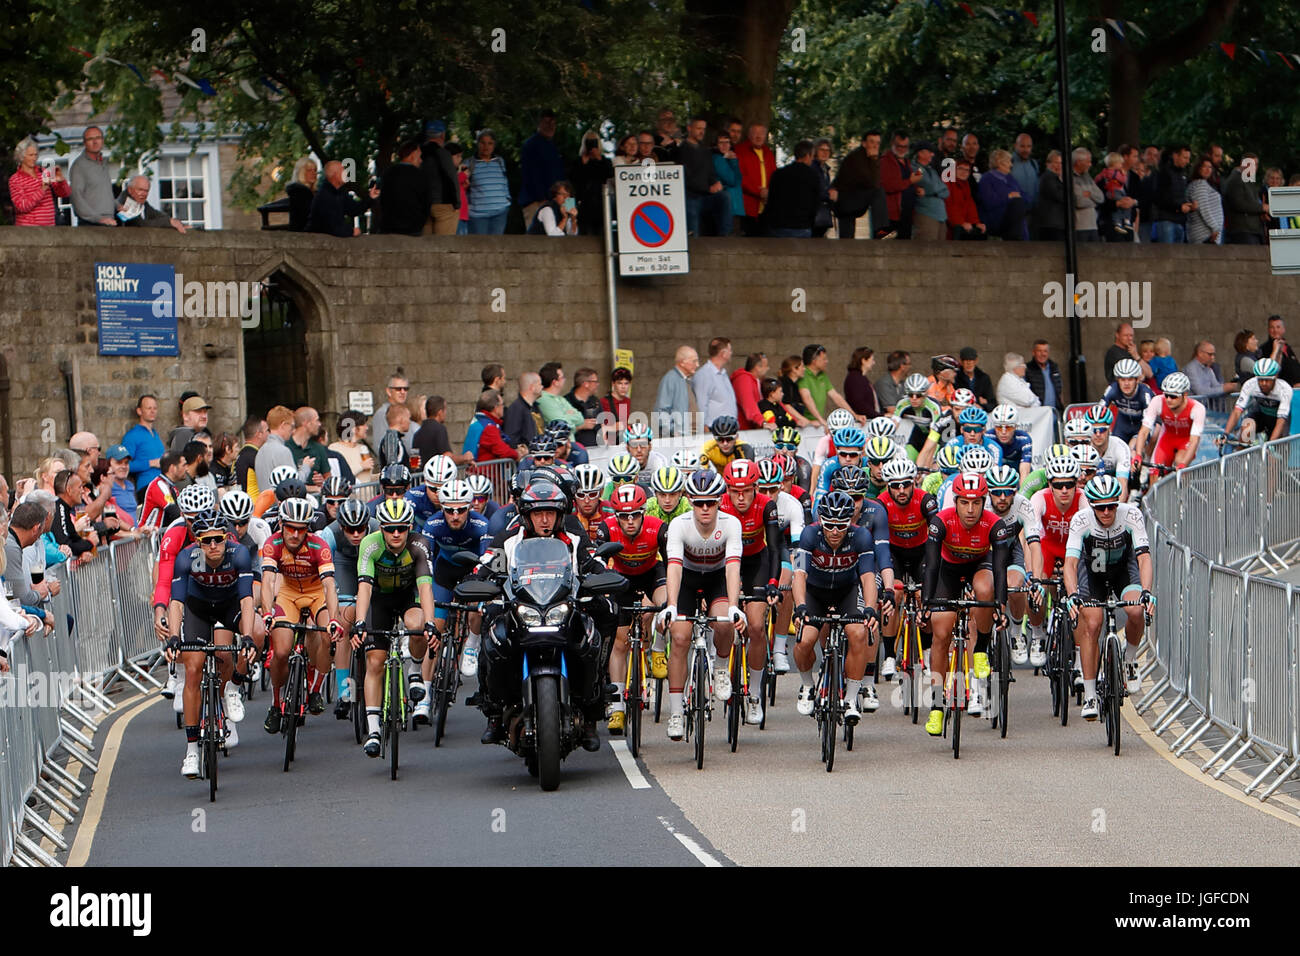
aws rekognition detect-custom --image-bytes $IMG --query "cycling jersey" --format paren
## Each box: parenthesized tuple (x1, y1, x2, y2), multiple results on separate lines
(810, 434, 837, 469)
(720, 491, 780, 559)
(1094, 435, 1133, 481)
(319, 517, 379, 601)
(922, 508, 1016, 605)
(486, 502, 517, 537)
(404, 486, 442, 526)
(475, 498, 502, 520)
(993, 429, 1034, 469)
(593, 514, 667, 577)
(243, 515, 272, 549)
(1030, 487, 1082, 571)
(1235, 377, 1293, 427)
(171, 541, 254, 607)
(878, 489, 940, 551)
(698, 438, 754, 472)
(261, 533, 335, 590)
(1020, 468, 1048, 498)
(422, 510, 491, 570)
(1066, 502, 1149, 567)
(646, 496, 691, 523)
(794, 522, 877, 592)
(1142, 395, 1206, 467)
(1101, 380, 1155, 443)
(990, 492, 1042, 543)
(152, 519, 197, 608)
(893, 397, 943, 456)
(772, 490, 805, 544)
(940, 434, 1003, 467)
(234, 533, 264, 580)
(920, 470, 946, 496)
(857, 497, 894, 573)
(139, 476, 178, 531)
(356, 530, 434, 593)
(665, 512, 743, 574)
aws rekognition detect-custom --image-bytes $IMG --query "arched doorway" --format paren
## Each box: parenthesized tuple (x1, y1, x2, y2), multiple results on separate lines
(243, 273, 309, 416)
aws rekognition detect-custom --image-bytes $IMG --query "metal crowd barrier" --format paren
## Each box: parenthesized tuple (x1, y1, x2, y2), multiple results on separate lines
(1141, 433, 1300, 802)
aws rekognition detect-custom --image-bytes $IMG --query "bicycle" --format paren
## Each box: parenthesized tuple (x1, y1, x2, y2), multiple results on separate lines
(190, 641, 242, 803)
(1214, 432, 1257, 458)
(1127, 457, 1175, 509)
(622, 602, 664, 759)
(681, 607, 730, 770)
(724, 593, 767, 753)
(1077, 596, 1150, 755)
(758, 584, 791, 728)
(991, 584, 1038, 739)
(278, 619, 331, 773)
(802, 608, 864, 773)
(928, 598, 999, 760)
(350, 639, 368, 745)
(1034, 574, 1074, 725)
(429, 602, 475, 747)
(893, 579, 925, 725)
(362, 625, 423, 780)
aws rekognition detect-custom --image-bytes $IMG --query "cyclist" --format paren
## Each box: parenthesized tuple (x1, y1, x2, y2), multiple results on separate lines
(1133, 371, 1205, 470)
(408, 455, 457, 525)
(1063, 414, 1094, 451)
(519, 435, 559, 472)
(572, 463, 609, 534)
(1064, 475, 1154, 720)
(545, 420, 589, 466)
(654, 469, 746, 742)
(218, 490, 271, 693)
(368, 463, 414, 517)
(809, 407, 856, 490)
(985, 464, 1045, 665)
(942, 407, 1003, 472)
(314, 475, 352, 531)
(921, 472, 1015, 734)
(773, 424, 812, 491)
(1221, 357, 1292, 445)
(813, 426, 866, 507)
(877, 457, 938, 680)
(791, 491, 881, 723)
(259, 473, 308, 533)
(1028, 453, 1084, 679)
(253, 464, 298, 518)
(772, 451, 811, 517)
(920, 444, 962, 496)
(1084, 404, 1133, 498)
(893, 373, 945, 466)
(697, 416, 754, 473)
(319, 497, 378, 718)
(863, 436, 900, 497)
(989, 404, 1034, 484)
(466, 472, 501, 521)
(164, 512, 257, 777)
(1020, 442, 1072, 499)
(719, 459, 783, 724)
(928, 354, 960, 409)
(1100, 358, 1156, 446)
(592, 483, 668, 734)
(829, 465, 895, 594)
(936, 445, 995, 509)
(624, 422, 669, 479)
(350, 497, 438, 757)
(757, 456, 804, 671)
(1070, 443, 1102, 484)
(646, 466, 691, 524)
(603, 453, 641, 499)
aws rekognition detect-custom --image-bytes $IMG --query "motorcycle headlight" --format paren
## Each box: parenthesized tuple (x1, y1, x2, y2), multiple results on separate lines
(544, 603, 570, 626)
(516, 605, 543, 627)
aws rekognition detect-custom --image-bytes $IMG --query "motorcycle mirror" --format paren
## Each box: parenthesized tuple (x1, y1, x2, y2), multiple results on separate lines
(593, 541, 623, 559)
(455, 580, 502, 601)
(581, 571, 628, 596)
(450, 550, 480, 567)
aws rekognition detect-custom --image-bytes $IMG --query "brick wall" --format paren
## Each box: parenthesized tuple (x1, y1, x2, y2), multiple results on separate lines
(0, 227, 1292, 478)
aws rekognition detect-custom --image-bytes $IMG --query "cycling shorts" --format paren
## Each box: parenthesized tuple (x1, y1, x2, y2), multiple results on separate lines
(891, 545, 925, 590)
(617, 567, 667, 626)
(1152, 434, 1190, 469)
(181, 600, 242, 646)
(432, 561, 474, 622)
(740, 553, 770, 601)
(678, 568, 728, 614)
(274, 584, 327, 625)
(932, 557, 992, 603)
(1075, 553, 1141, 602)
(364, 588, 420, 651)
(801, 583, 860, 631)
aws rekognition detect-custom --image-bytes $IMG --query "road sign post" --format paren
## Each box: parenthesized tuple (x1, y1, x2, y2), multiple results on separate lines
(614, 164, 689, 276)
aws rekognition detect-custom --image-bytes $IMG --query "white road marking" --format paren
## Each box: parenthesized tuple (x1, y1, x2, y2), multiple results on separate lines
(658, 815, 723, 867)
(608, 739, 651, 789)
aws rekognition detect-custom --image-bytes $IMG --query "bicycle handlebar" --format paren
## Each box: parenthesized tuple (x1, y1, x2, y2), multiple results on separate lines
(1075, 598, 1146, 609)
(801, 613, 867, 626)
(926, 599, 1001, 610)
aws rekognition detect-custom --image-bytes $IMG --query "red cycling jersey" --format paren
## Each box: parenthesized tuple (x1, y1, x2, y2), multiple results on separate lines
(595, 514, 666, 577)
(152, 520, 194, 608)
(933, 507, 1004, 563)
(720, 491, 778, 558)
(878, 489, 939, 551)
(261, 533, 335, 592)
(1030, 487, 1081, 569)
(1142, 395, 1206, 467)
(139, 476, 177, 531)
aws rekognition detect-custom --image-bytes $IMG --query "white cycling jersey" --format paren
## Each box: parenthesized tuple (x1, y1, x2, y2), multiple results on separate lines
(246, 515, 272, 548)
(1235, 377, 1293, 421)
(665, 511, 743, 574)
(774, 490, 805, 542)
(990, 491, 1043, 542)
(1065, 502, 1149, 564)
(1095, 435, 1132, 480)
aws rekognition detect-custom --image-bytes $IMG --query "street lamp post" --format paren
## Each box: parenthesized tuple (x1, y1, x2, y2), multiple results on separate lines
(1054, 0, 1086, 403)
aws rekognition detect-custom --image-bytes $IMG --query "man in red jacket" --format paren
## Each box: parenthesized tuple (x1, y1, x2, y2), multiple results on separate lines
(880, 130, 922, 239)
(730, 353, 775, 430)
(735, 123, 777, 237)
(474, 393, 520, 462)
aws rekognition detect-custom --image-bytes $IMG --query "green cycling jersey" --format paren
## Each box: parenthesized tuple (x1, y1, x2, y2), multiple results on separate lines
(356, 530, 434, 594)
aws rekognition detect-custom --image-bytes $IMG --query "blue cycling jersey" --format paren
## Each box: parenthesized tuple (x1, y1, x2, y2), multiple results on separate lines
(171, 541, 253, 607)
(422, 509, 491, 566)
(404, 486, 442, 526)
(1101, 380, 1155, 443)
(794, 522, 877, 591)
(941, 434, 1004, 467)
(486, 503, 518, 538)
(477, 499, 501, 520)
(993, 429, 1034, 469)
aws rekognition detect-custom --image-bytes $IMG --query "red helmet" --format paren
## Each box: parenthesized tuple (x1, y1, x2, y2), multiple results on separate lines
(608, 483, 647, 514)
(952, 471, 988, 500)
(723, 458, 758, 490)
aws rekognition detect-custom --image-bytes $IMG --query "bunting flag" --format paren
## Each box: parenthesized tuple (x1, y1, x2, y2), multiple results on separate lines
(1022, 10, 1037, 25)
(1242, 47, 1262, 61)
(1220, 42, 1236, 59)
(958, 2, 974, 15)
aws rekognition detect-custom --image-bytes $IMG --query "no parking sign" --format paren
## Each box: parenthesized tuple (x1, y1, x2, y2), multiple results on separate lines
(614, 164, 689, 275)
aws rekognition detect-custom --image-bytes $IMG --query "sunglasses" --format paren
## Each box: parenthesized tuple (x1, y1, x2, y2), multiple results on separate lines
(691, 499, 719, 508)
(282, 523, 309, 532)
(380, 524, 410, 533)
(989, 489, 1015, 498)
(717, 437, 735, 444)
(961, 425, 983, 433)
(1093, 502, 1118, 512)
(887, 481, 914, 491)
(197, 534, 226, 546)
(1049, 481, 1076, 490)
(442, 506, 469, 516)
(617, 511, 645, 520)
(822, 521, 850, 531)
(838, 451, 861, 459)
(575, 490, 601, 500)
(390, 385, 409, 392)
(627, 441, 649, 449)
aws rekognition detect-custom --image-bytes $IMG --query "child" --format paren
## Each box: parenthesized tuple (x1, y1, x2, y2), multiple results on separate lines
(1149, 337, 1178, 390)
(758, 378, 794, 430)
(1096, 152, 1133, 236)
(1138, 340, 1158, 391)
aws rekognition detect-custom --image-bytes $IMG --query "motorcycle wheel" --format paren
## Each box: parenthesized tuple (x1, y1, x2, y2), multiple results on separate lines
(535, 675, 562, 792)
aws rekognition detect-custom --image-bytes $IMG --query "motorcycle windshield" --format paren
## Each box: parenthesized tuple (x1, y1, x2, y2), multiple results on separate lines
(509, 538, 574, 606)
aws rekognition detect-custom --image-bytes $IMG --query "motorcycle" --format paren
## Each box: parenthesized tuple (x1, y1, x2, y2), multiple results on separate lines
(456, 537, 625, 791)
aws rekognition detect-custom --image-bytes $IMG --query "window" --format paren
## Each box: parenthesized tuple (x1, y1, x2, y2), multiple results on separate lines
(156, 153, 210, 228)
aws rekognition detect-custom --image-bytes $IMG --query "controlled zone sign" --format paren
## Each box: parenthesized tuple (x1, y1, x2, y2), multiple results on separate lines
(614, 164, 688, 275)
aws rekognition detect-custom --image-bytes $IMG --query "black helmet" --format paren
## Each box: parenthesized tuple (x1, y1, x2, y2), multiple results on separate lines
(274, 476, 308, 502)
(322, 474, 352, 499)
(817, 491, 856, 525)
(931, 354, 959, 375)
(518, 480, 568, 516)
(378, 431, 408, 468)
(379, 463, 412, 491)
(710, 415, 739, 439)
(830, 464, 869, 496)
(509, 468, 533, 501)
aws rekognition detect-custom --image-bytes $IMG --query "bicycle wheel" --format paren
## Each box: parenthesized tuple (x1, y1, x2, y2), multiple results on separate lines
(283, 656, 302, 772)
(823, 641, 839, 773)
(351, 647, 366, 745)
(727, 650, 741, 753)
(325, 664, 335, 704)
(693, 648, 708, 770)
(1108, 636, 1123, 756)
(205, 676, 220, 803)
(388, 658, 403, 781)
(627, 641, 643, 759)
(998, 628, 1011, 739)
(653, 677, 664, 723)
(1058, 624, 1073, 727)
(433, 640, 455, 747)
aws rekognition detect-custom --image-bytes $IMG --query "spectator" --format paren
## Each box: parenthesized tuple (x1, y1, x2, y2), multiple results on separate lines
(959, 132, 985, 181)
(735, 124, 777, 236)
(731, 353, 772, 430)
(121, 393, 166, 498)
(944, 159, 984, 239)
(527, 180, 578, 236)
(928, 355, 958, 406)
(105, 445, 138, 524)
(1223, 154, 1267, 245)
(31, 457, 64, 495)
(712, 131, 743, 233)
(1134, 144, 1162, 242)
(1152, 145, 1193, 243)
(465, 390, 519, 462)
(168, 395, 211, 452)
(481, 364, 506, 394)
(569, 131, 613, 236)
(253, 405, 298, 493)
(831, 130, 891, 240)
(875, 350, 912, 411)
(52, 471, 95, 559)
(1025, 339, 1064, 413)
(680, 117, 728, 237)
(800, 343, 859, 425)
(977, 149, 1028, 241)
(932, 128, 960, 171)
(653, 346, 700, 437)
(370, 372, 413, 452)
(1183, 340, 1238, 396)
(286, 157, 317, 232)
(209, 433, 238, 490)
(1264, 167, 1286, 232)
(421, 120, 461, 235)
(909, 142, 948, 240)
(179, 438, 216, 492)
(378, 138, 430, 236)
(1139, 339, 1159, 389)
(842, 347, 880, 419)
(601, 367, 633, 441)
(763, 140, 821, 237)
(466, 129, 512, 234)
(447, 143, 470, 235)
(1095, 151, 1136, 240)
(9, 138, 69, 227)
(880, 131, 920, 238)
(811, 139, 835, 237)
(613, 134, 639, 166)
(1010, 133, 1039, 215)
(997, 354, 1040, 411)
(68, 126, 118, 227)
(412, 395, 468, 465)
(956, 347, 997, 409)
(779, 355, 813, 424)
(288, 407, 330, 485)
(503, 372, 545, 450)
(653, 107, 682, 163)
(566, 368, 604, 446)
(1186, 154, 1224, 245)
(1265, 315, 1300, 387)
(1103, 321, 1151, 383)
(306, 160, 377, 237)
(693, 337, 739, 425)
(117, 174, 193, 231)
(537, 363, 586, 433)
(1070, 148, 1104, 242)
(758, 377, 794, 429)
(519, 110, 566, 231)
(1035, 149, 1067, 241)
(1149, 338, 1178, 389)
(1232, 330, 1261, 384)
(634, 130, 658, 166)
(329, 410, 374, 484)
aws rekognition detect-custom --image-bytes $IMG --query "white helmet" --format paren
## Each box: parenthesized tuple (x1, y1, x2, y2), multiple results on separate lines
(881, 458, 917, 484)
(438, 479, 473, 507)
(269, 465, 297, 487)
(1063, 416, 1093, 441)
(951, 388, 976, 410)
(1113, 358, 1143, 380)
(671, 447, 698, 469)
(1069, 444, 1102, 470)
(177, 484, 216, 517)
(279, 497, 315, 526)
(903, 373, 930, 395)
(219, 490, 253, 523)
(827, 408, 855, 431)
(990, 404, 1019, 427)
(466, 473, 493, 499)
(959, 445, 994, 475)
(1045, 455, 1081, 480)
(1161, 372, 1191, 396)
(423, 455, 457, 487)
(573, 463, 606, 494)
(866, 417, 897, 440)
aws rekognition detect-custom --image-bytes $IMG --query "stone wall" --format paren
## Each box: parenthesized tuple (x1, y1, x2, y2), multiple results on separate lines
(0, 227, 1291, 477)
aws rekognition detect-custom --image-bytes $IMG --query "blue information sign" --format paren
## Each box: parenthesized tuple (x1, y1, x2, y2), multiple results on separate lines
(95, 262, 179, 356)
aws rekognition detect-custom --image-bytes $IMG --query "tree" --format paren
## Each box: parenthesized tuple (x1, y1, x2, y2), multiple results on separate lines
(684, 0, 800, 127)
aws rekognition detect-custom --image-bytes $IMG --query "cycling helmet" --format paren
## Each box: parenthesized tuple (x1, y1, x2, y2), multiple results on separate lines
(466, 473, 493, 499)
(866, 417, 897, 440)
(191, 511, 226, 538)
(1069, 444, 1102, 471)
(951, 388, 976, 411)
(509, 469, 532, 501)
(439, 479, 473, 507)
(817, 490, 856, 525)
(623, 422, 653, 445)
(827, 408, 855, 431)
(423, 455, 457, 487)
(1064, 416, 1093, 442)
(279, 497, 315, 527)
(338, 498, 371, 529)
(934, 444, 964, 474)
(609, 483, 647, 514)
(756, 458, 783, 488)
(903, 373, 930, 396)
(1112, 358, 1142, 380)
(1045, 455, 1081, 480)
(881, 457, 917, 484)
(959, 445, 994, 474)
(607, 454, 640, 483)
(379, 463, 412, 491)
(722, 458, 758, 489)
(378, 431, 408, 468)
(990, 404, 1019, 428)
(219, 490, 254, 523)
(986, 464, 1019, 492)
(685, 469, 726, 499)
(770, 452, 798, 481)
(177, 484, 216, 517)
(709, 415, 739, 438)
(273, 476, 306, 502)
(671, 447, 698, 469)
(773, 425, 802, 448)
(519, 480, 568, 516)
(651, 466, 686, 495)
(951, 471, 987, 500)
(865, 436, 897, 464)
(573, 463, 606, 494)
(830, 464, 869, 495)
(1254, 357, 1281, 379)
(931, 354, 959, 375)
(321, 474, 352, 500)
(1048, 442, 1072, 462)
(957, 407, 988, 429)
(833, 426, 866, 450)
(1084, 403, 1114, 428)
(269, 465, 297, 488)
(376, 496, 415, 528)
(527, 436, 558, 458)
(1161, 372, 1191, 396)
(544, 419, 572, 441)
(1084, 474, 1122, 503)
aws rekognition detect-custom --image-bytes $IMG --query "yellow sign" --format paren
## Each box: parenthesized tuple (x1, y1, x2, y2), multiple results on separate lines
(614, 349, 634, 375)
